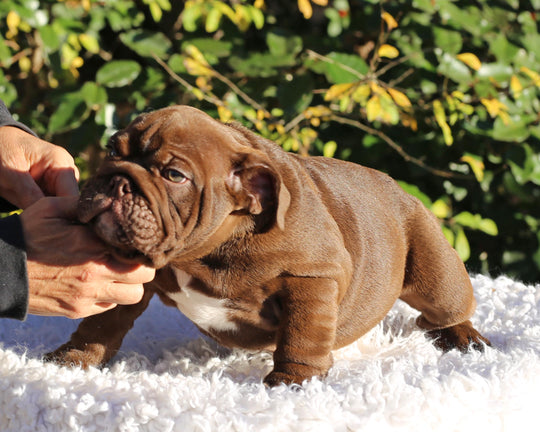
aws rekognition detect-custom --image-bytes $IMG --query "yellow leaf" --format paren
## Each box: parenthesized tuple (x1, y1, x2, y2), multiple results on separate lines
(298, 0, 312, 19)
(400, 113, 418, 131)
(366, 95, 382, 122)
(461, 155, 485, 182)
(18, 56, 31, 73)
(520, 66, 540, 87)
(185, 44, 210, 66)
(6, 11, 20, 37)
(312, 0, 328, 5)
(71, 56, 84, 69)
(431, 199, 451, 219)
(195, 76, 212, 91)
(214, 2, 237, 22)
(510, 75, 523, 97)
(381, 11, 398, 30)
(387, 88, 411, 108)
(184, 44, 214, 76)
(254, 0, 265, 8)
(378, 44, 399, 59)
(324, 83, 354, 101)
(304, 105, 332, 119)
(184, 58, 213, 77)
(217, 106, 233, 123)
(456, 53, 481, 71)
(352, 84, 371, 104)
(433, 100, 453, 146)
(451, 90, 466, 101)
(480, 97, 507, 118)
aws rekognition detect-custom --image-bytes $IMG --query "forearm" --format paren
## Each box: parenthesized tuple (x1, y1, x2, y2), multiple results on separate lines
(0, 214, 28, 320)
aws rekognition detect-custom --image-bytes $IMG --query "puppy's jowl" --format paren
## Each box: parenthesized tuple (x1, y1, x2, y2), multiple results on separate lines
(47, 105, 490, 386)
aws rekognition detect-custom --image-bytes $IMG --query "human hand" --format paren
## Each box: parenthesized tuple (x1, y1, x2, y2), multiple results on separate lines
(20, 196, 156, 319)
(0, 126, 79, 209)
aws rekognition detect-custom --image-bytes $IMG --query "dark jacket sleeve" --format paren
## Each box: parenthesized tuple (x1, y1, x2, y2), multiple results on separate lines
(0, 99, 33, 320)
(0, 215, 28, 320)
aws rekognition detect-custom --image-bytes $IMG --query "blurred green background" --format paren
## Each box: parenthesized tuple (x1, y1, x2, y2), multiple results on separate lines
(1, 0, 539, 281)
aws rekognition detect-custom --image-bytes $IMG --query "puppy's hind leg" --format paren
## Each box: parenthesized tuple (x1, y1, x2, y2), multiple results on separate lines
(398, 203, 491, 353)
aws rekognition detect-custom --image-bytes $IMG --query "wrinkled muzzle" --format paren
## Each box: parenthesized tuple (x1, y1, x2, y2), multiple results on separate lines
(77, 166, 176, 268)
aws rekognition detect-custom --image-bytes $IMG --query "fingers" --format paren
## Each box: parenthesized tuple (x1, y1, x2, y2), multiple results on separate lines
(105, 260, 157, 283)
(102, 283, 146, 306)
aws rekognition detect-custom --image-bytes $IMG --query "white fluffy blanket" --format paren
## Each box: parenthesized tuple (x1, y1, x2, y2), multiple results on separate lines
(1, 275, 538, 432)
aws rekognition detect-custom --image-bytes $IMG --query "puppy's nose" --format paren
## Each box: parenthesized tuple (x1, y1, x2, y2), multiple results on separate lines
(109, 175, 132, 198)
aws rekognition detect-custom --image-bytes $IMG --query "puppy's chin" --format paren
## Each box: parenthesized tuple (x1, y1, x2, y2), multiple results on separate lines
(91, 211, 147, 263)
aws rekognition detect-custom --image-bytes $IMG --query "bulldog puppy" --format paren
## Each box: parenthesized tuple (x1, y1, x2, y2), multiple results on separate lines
(46, 105, 490, 386)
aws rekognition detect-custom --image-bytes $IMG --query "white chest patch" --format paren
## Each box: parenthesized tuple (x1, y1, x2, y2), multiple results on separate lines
(166, 269, 238, 333)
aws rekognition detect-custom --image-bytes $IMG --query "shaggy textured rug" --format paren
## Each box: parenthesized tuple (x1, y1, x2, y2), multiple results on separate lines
(0, 274, 538, 432)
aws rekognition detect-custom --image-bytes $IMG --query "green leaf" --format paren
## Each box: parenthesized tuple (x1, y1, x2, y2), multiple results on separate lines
(205, 7, 222, 33)
(48, 95, 89, 134)
(492, 116, 530, 143)
(80, 82, 107, 107)
(182, 38, 232, 60)
(437, 52, 471, 83)
(277, 74, 314, 116)
(478, 219, 498, 236)
(248, 5, 265, 29)
(39, 25, 61, 51)
(507, 143, 540, 185)
(433, 27, 463, 55)
(489, 34, 520, 63)
(229, 52, 296, 78)
(477, 63, 513, 83)
(323, 141, 338, 158)
(119, 30, 171, 58)
(454, 227, 470, 262)
(324, 53, 368, 84)
(266, 31, 303, 58)
(96, 60, 141, 87)
(397, 181, 432, 208)
(453, 211, 498, 236)
(442, 226, 455, 246)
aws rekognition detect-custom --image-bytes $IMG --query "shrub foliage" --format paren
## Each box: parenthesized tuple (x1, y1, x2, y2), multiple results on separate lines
(1, 0, 539, 281)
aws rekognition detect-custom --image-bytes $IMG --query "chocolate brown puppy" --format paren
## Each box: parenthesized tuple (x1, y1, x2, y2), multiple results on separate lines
(46, 105, 490, 386)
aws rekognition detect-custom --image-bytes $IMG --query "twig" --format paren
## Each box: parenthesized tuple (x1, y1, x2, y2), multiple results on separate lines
(211, 69, 268, 114)
(152, 53, 224, 106)
(330, 114, 472, 179)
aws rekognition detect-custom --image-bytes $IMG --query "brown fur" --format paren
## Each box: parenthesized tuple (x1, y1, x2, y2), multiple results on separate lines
(46, 106, 490, 385)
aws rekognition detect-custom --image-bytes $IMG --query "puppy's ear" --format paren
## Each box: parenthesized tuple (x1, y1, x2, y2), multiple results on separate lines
(226, 151, 290, 231)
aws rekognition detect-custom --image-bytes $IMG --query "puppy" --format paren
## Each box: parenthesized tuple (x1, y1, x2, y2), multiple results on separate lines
(47, 105, 490, 386)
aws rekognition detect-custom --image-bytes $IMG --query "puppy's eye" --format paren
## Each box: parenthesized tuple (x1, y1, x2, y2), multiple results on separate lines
(163, 168, 188, 183)
(106, 142, 118, 157)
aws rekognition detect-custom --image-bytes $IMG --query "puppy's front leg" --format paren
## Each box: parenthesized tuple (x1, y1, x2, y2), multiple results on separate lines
(45, 289, 154, 368)
(264, 277, 338, 387)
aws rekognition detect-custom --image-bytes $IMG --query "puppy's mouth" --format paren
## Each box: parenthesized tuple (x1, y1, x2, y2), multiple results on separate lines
(78, 175, 162, 263)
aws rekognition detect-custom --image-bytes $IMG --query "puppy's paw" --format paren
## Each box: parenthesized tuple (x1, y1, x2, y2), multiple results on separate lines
(263, 370, 308, 387)
(263, 361, 330, 387)
(43, 343, 107, 369)
(427, 320, 491, 353)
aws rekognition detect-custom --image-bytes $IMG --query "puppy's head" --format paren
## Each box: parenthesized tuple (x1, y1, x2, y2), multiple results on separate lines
(78, 105, 290, 268)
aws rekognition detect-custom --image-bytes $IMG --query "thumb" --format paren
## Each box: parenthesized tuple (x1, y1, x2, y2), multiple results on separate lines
(52, 168, 80, 198)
